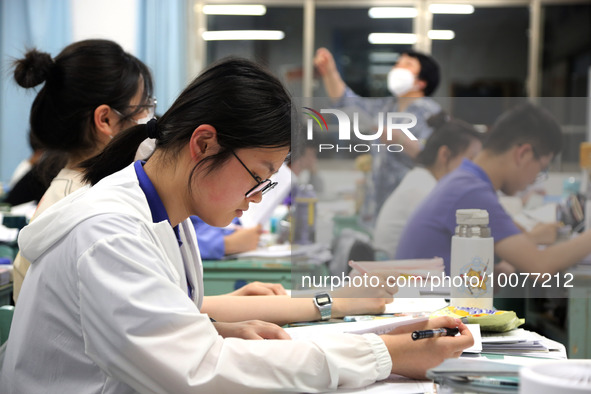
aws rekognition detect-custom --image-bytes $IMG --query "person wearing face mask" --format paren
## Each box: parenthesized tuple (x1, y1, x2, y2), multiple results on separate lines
(314, 48, 441, 217)
(11, 39, 155, 302)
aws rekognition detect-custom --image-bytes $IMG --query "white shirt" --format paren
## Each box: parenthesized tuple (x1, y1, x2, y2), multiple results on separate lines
(8, 159, 32, 188)
(373, 167, 437, 259)
(12, 167, 86, 302)
(2, 163, 391, 393)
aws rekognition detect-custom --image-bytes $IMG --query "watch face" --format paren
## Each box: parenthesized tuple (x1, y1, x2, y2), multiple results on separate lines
(316, 295, 331, 305)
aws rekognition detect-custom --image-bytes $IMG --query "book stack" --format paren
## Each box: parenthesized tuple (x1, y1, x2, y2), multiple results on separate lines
(481, 328, 564, 359)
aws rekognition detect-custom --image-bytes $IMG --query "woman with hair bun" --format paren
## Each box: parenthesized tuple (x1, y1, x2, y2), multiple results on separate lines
(374, 113, 484, 259)
(11, 39, 155, 302)
(2, 58, 473, 393)
(10, 40, 389, 312)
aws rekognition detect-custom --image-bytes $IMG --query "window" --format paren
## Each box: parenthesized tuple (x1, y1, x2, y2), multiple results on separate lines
(432, 7, 529, 98)
(314, 6, 414, 97)
(205, 6, 304, 96)
(541, 3, 591, 97)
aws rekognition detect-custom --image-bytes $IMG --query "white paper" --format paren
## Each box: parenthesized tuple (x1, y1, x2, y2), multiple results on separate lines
(285, 315, 427, 340)
(384, 298, 448, 314)
(513, 203, 558, 231)
(239, 164, 292, 228)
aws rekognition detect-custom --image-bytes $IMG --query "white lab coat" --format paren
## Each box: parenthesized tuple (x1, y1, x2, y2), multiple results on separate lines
(1, 163, 391, 393)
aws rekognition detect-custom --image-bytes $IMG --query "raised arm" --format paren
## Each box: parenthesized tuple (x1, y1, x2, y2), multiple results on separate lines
(314, 47, 346, 101)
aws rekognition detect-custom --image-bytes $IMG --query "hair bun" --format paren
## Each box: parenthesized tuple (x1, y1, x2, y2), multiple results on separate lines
(13, 49, 54, 88)
(427, 111, 449, 129)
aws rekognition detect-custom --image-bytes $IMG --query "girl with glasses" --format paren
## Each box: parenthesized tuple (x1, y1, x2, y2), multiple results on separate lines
(11, 39, 154, 302)
(2, 58, 472, 393)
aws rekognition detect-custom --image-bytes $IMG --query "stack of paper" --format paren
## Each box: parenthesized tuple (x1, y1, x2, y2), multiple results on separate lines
(349, 258, 445, 279)
(229, 243, 331, 265)
(349, 258, 449, 297)
(427, 358, 521, 393)
(481, 329, 564, 358)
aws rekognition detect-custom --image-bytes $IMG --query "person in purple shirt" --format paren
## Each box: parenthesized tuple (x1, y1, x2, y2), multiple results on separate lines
(395, 158, 521, 274)
(397, 102, 591, 276)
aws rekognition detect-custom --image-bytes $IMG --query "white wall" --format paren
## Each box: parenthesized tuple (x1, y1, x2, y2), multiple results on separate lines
(71, 0, 139, 55)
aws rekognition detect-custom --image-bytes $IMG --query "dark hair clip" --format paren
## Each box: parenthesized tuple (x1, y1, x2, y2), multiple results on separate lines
(146, 118, 160, 139)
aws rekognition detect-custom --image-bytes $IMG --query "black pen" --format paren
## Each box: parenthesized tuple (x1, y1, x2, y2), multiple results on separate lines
(411, 327, 459, 340)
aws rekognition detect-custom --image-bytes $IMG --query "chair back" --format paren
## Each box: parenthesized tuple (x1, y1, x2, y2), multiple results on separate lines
(0, 305, 15, 345)
(328, 228, 375, 277)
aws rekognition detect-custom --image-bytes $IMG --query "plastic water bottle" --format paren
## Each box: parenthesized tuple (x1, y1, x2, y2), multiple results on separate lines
(292, 184, 317, 245)
(450, 209, 494, 310)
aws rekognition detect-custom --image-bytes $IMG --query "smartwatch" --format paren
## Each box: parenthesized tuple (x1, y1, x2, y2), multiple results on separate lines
(313, 292, 333, 321)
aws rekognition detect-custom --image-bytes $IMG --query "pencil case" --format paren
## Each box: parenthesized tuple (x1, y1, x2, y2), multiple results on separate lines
(431, 305, 525, 332)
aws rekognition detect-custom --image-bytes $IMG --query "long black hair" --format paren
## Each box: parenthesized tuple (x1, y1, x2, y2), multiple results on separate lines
(83, 57, 292, 186)
(13, 39, 153, 156)
(416, 112, 484, 167)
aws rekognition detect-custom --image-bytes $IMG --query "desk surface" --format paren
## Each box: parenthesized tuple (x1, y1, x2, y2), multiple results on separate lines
(312, 317, 566, 393)
(202, 258, 329, 296)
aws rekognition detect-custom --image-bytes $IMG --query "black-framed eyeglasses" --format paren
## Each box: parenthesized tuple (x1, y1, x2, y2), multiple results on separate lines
(112, 97, 157, 124)
(231, 151, 278, 198)
(129, 97, 157, 117)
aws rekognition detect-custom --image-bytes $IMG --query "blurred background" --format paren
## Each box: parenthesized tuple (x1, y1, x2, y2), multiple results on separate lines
(0, 0, 590, 184)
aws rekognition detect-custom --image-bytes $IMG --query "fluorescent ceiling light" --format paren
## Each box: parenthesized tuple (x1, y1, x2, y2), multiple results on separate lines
(368, 7, 417, 18)
(428, 30, 455, 40)
(202, 30, 284, 41)
(369, 52, 400, 63)
(202, 5, 266, 16)
(368, 33, 417, 45)
(369, 65, 394, 75)
(429, 4, 474, 14)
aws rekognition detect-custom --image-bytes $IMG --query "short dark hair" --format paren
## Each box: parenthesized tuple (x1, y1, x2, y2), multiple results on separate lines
(416, 112, 484, 167)
(13, 39, 153, 156)
(83, 58, 292, 186)
(402, 50, 440, 96)
(483, 102, 563, 157)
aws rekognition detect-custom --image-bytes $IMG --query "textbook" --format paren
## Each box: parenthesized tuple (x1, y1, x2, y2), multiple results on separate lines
(349, 258, 445, 279)
(426, 358, 521, 393)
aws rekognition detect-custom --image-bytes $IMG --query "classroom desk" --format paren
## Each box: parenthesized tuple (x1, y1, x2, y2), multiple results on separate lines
(202, 258, 329, 296)
(292, 298, 567, 393)
(524, 266, 591, 359)
(567, 270, 591, 358)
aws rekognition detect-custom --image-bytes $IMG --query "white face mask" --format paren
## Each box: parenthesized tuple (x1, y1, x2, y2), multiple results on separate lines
(387, 67, 416, 97)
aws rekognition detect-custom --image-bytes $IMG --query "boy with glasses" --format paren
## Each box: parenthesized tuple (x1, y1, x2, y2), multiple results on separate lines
(396, 102, 589, 277)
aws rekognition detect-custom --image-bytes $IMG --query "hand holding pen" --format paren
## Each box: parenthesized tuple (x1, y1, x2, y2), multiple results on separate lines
(411, 327, 459, 340)
(379, 316, 474, 380)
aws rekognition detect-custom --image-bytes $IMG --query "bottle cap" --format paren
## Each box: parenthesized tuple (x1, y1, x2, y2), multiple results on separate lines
(456, 209, 489, 225)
